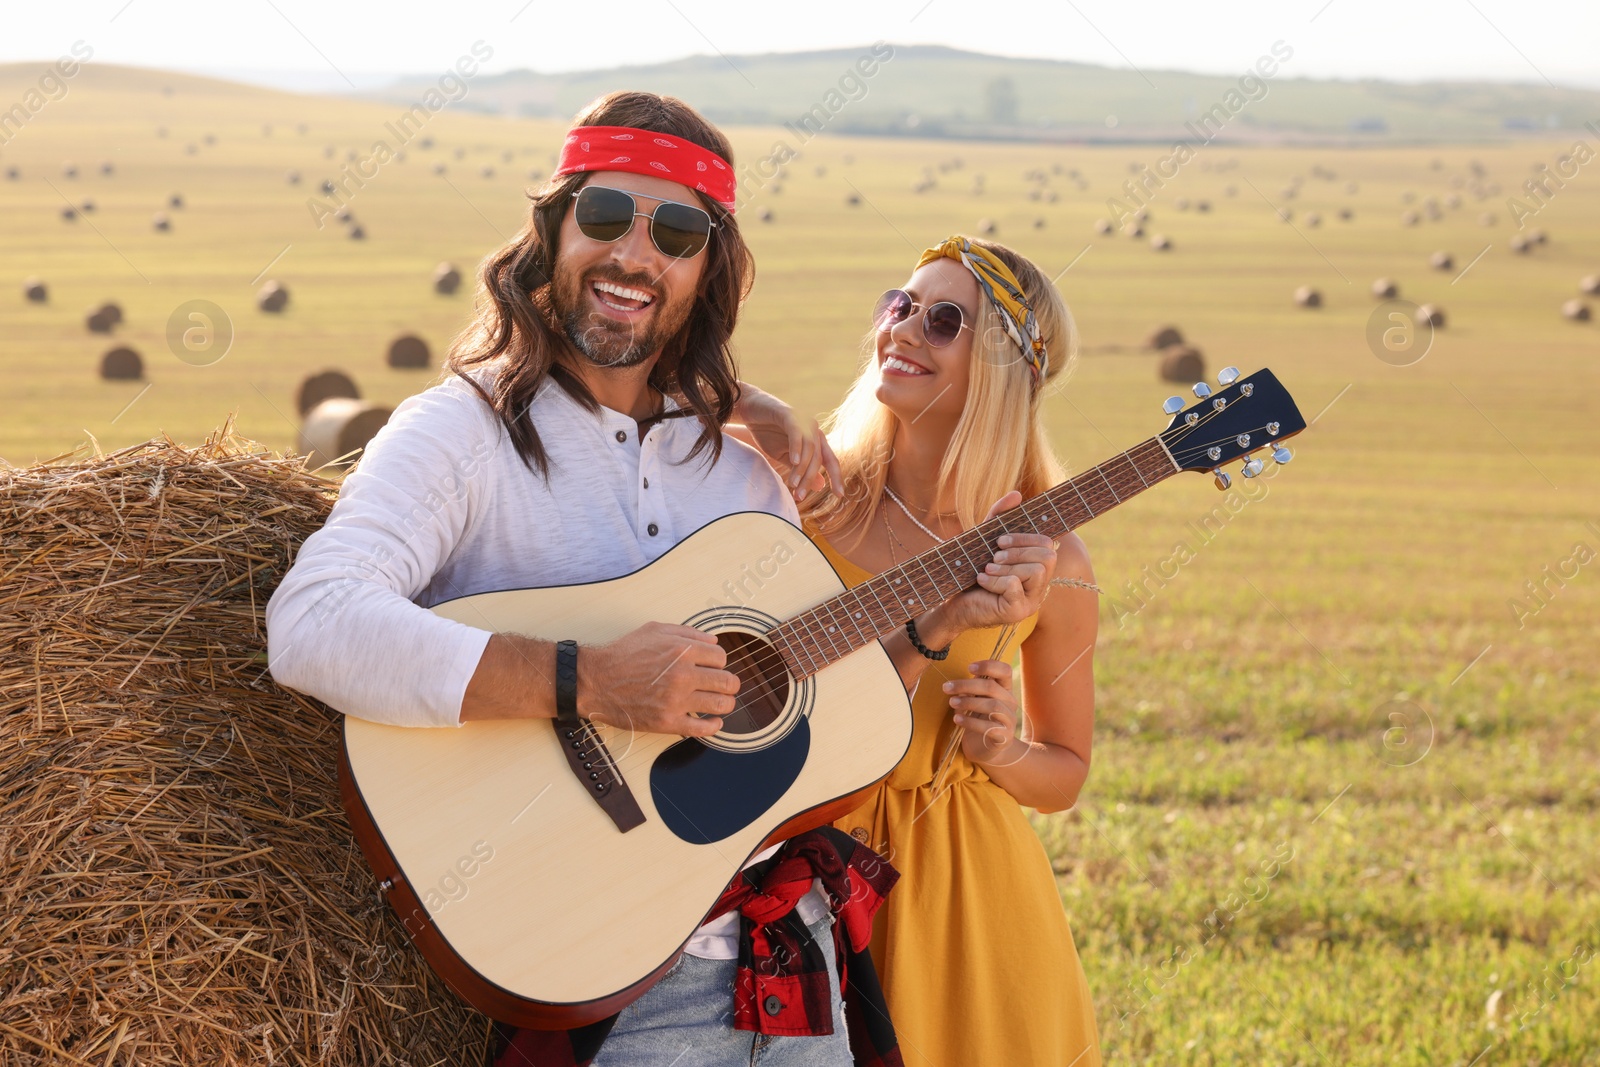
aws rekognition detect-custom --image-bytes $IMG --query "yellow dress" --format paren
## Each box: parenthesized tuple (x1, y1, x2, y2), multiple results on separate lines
(814, 534, 1102, 1067)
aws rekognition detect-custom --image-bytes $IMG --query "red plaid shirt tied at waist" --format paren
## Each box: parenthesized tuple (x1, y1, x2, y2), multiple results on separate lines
(492, 826, 903, 1067)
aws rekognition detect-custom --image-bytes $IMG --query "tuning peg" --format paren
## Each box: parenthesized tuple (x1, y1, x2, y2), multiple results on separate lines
(1212, 468, 1231, 491)
(1241, 457, 1265, 478)
(1162, 395, 1185, 415)
(1217, 366, 1240, 386)
(1192, 382, 1212, 399)
(1273, 445, 1292, 464)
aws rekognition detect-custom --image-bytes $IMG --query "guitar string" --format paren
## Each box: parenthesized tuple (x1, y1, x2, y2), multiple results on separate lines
(590, 395, 1275, 747)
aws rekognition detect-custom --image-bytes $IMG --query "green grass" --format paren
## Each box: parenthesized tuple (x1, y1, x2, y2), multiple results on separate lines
(4, 63, 1598, 1063)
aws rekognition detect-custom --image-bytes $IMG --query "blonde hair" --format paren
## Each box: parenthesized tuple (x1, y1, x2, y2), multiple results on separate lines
(802, 238, 1077, 543)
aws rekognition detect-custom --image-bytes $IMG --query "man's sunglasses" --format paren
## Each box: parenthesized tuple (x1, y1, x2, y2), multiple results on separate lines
(573, 184, 717, 260)
(872, 289, 974, 348)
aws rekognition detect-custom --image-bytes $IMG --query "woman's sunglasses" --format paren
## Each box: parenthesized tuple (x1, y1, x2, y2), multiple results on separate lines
(872, 289, 974, 348)
(573, 184, 717, 260)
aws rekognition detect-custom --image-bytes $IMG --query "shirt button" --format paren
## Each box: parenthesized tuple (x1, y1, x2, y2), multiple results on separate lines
(763, 995, 783, 1016)
(614, 430, 627, 443)
(647, 523, 659, 537)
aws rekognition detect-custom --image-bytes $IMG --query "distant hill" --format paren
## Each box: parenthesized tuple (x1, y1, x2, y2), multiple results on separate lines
(368, 44, 1600, 144)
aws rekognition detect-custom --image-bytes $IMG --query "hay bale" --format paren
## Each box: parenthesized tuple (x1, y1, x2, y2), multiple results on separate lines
(977, 219, 997, 236)
(300, 397, 394, 469)
(60, 206, 77, 221)
(1371, 278, 1399, 299)
(1175, 197, 1190, 210)
(5, 166, 18, 180)
(62, 162, 78, 178)
(0, 428, 491, 1063)
(321, 178, 337, 194)
(349, 225, 366, 240)
(1580, 275, 1599, 296)
(1415, 303, 1446, 328)
(80, 198, 96, 213)
(1294, 286, 1322, 308)
(100, 159, 115, 175)
(1122, 221, 1144, 238)
(1093, 219, 1113, 235)
(1561, 299, 1591, 322)
(1196, 199, 1211, 212)
(85, 307, 116, 334)
(1529, 228, 1548, 245)
(1150, 234, 1171, 251)
(99, 345, 144, 380)
(1147, 325, 1184, 350)
(1429, 251, 1454, 271)
(96, 300, 125, 327)
(1509, 234, 1530, 254)
(286, 169, 301, 184)
(386, 333, 432, 369)
(23, 278, 48, 303)
(1401, 210, 1419, 226)
(760, 207, 775, 223)
(1304, 211, 1321, 227)
(1158, 346, 1205, 383)
(294, 368, 360, 417)
(845, 193, 861, 206)
(152, 212, 171, 232)
(1338, 208, 1354, 221)
(257, 280, 289, 313)
(433, 262, 462, 295)
(169, 193, 184, 209)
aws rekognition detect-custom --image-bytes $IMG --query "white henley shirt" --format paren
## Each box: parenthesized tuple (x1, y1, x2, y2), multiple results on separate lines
(265, 364, 823, 959)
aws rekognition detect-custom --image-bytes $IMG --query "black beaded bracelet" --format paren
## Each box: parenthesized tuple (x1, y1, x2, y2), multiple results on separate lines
(905, 617, 950, 661)
(555, 640, 579, 726)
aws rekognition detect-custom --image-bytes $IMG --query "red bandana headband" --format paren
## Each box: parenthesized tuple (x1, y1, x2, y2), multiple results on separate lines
(554, 125, 737, 213)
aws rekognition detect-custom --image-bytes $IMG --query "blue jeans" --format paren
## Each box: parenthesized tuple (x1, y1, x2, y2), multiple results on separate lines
(593, 914, 852, 1066)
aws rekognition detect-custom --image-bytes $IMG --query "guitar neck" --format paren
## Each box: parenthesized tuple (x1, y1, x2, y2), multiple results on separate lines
(772, 436, 1180, 679)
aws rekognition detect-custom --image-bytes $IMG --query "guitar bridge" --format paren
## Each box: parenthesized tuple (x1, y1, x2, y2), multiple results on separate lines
(556, 720, 646, 833)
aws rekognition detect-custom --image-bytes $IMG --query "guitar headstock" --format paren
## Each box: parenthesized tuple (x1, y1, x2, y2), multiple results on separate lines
(1158, 367, 1306, 489)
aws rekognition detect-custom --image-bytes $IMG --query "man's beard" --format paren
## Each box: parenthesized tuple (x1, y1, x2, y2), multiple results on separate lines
(552, 265, 696, 370)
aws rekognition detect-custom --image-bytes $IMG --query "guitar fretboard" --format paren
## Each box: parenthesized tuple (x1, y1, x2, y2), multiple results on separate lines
(770, 436, 1179, 679)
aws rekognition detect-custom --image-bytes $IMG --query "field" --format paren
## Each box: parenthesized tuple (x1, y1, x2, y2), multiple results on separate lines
(4, 62, 1599, 1065)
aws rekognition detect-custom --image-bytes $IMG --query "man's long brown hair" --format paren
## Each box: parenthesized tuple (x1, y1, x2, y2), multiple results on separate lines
(445, 91, 754, 478)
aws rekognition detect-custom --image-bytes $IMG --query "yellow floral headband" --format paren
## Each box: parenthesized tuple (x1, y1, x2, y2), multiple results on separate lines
(916, 235, 1047, 384)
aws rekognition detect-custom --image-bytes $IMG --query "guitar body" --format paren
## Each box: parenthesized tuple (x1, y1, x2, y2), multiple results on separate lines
(340, 511, 911, 1027)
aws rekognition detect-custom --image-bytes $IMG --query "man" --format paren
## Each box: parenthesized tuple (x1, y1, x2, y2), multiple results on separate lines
(267, 91, 1056, 1066)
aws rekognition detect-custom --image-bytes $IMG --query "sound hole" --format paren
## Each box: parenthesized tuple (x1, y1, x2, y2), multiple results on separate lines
(716, 631, 790, 736)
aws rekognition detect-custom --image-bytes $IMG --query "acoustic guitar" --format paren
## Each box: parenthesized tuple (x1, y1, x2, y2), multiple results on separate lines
(339, 366, 1306, 1027)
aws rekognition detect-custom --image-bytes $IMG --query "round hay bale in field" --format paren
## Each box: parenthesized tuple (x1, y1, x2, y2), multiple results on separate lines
(152, 211, 171, 232)
(1150, 233, 1171, 251)
(300, 397, 394, 469)
(85, 306, 116, 334)
(23, 278, 48, 302)
(1158, 345, 1205, 383)
(978, 219, 997, 236)
(386, 333, 432, 369)
(481, 165, 495, 179)
(286, 168, 301, 184)
(294, 368, 361, 417)
(1400, 210, 1419, 226)
(349, 225, 366, 240)
(169, 193, 184, 209)
(257, 280, 289, 313)
(1338, 207, 1354, 221)
(1561, 299, 1591, 322)
(1580, 275, 1599, 295)
(96, 300, 124, 327)
(760, 207, 775, 223)
(433, 262, 463, 294)
(1175, 197, 1190, 210)
(845, 193, 861, 206)
(1294, 286, 1322, 308)
(433, 162, 448, 175)
(100, 159, 115, 175)
(99, 345, 144, 380)
(1093, 218, 1113, 235)
(1371, 278, 1399, 299)
(1429, 251, 1454, 271)
(321, 178, 337, 194)
(1196, 199, 1211, 212)
(80, 198, 96, 213)
(1480, 212, 1496, 226)
(0, 429, 491, 1063)
(60, 205, 77, 221)
(1147, 325, 1184, 350)
(1304, 211, 1321, 227)
(5, 166, 18, 179)
(335, 206, 352, 224)
(1415, 303, 1446, 328)
(1122, 221, 1144, 238)
(1509, 234, 1530, 254)
(62, 161, 78, 178)
(1529, 228, 1548, 245)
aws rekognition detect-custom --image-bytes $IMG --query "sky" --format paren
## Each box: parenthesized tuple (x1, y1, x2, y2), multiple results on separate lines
(4, 0, 1598, 92)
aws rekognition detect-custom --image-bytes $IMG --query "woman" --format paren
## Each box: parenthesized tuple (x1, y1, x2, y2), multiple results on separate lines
(743, 235, 1101, 1066)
